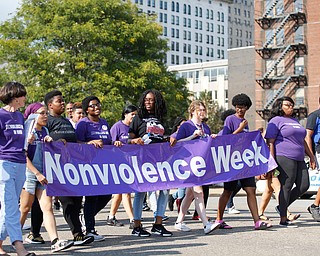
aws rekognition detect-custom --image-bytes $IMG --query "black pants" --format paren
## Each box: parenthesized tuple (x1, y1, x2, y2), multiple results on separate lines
(84, 195, 112, 232)
(277, 156, 310, 218)
(59, 196, 83, 235)
(31, 198, 43, 236)
(193, 184, 210, 217)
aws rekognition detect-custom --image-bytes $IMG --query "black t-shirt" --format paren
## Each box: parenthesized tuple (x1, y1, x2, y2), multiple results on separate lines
(306, 109, 320, 153)
(129, 114, 165, 144)
(46, 114, 77, 142)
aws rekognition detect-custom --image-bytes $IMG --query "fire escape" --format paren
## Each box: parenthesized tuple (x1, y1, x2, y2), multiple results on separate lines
(255, 0, 308, 119)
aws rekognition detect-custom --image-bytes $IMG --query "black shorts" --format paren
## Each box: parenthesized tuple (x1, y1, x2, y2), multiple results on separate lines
(224, 177, 256, 191)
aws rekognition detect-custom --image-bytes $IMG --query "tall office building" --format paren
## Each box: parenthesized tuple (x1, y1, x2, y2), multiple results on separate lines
(132, 0, 232, 65)
(228, 0, 255, 48)
(254, 0, 320, 129)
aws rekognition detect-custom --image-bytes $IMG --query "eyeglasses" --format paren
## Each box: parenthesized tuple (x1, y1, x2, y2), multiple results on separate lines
(35, 111, 48, 116)
(88, 103, 101, 108)
(144, 98, 155, 103)
(283, 103, 294, 108)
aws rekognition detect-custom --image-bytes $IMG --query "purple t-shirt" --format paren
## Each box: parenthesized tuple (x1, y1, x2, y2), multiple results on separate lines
(176, 120, 211, 140)
(221, 114, 249, 135)
(265, 116, 306, 161)
(110, 120, 129, 144)
(0, 108, 26, 163)
(76, 117, 112, 145)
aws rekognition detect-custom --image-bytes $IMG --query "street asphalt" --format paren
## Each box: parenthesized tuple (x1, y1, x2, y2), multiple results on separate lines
(2, 188, 319, 256)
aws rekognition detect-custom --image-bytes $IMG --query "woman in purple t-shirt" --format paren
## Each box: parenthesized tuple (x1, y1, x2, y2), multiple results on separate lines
(0, 82, 36, 256)
(265, 96, 316, 227)
(76, 96, 112, 241)
(106, 105, 137, 228)
(173, 100, 221, 234)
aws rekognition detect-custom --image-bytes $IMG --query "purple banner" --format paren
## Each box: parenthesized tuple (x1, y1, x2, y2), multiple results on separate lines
(44, 131, 277, 196)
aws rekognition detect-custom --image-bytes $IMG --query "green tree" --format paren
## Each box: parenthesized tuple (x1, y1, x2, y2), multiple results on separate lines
(0, 0, 189, 126)
(197, 90, 224, 134)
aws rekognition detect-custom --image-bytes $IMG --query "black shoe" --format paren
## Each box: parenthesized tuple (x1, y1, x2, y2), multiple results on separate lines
(151, 224, 173, 237)
(73, 233, 94, 245)
(142, 203, 150, 211)
(131, 226, 151, 237)
(106, 216, 124, 227)
(25, 233, 45, 244)
(168, 194, 174, 211)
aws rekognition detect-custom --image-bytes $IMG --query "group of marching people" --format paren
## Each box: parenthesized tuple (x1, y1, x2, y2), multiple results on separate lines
(0, 81, 319, 255)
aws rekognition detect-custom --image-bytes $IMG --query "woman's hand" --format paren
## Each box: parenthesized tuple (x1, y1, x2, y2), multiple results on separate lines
(27, 133, 35, 145)
(170, 137, 177, 147)
(210, 134, 218, 138)
(114, 141, 123, 147)
(309, 156, 316, 170)
(87, 139, 103, 148)
(35, 172, 48, 186)
(130, 138, 144, 145)
(44, 135, 53, 143)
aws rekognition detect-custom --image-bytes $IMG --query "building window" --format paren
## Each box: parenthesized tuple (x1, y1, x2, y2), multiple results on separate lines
(195, 20, 198, 29)
(221, 37, 224, 47)
(163, 26, 167, 36)
(164, 1, 167, 10)
(217, 11, 220, 21)
(210, 36, 214, 45)
(171, 28, 175, 37)
(160, 0, 163, 9)
(176, 55, 179, 64)
(147, 0, 151, 7)
(229, 27, 232, 35)
(195, 32, 198, 42)
(217, 37, 220, 46)
(171, 1, 175, 11)
(188, 18, 191, 28)
(176, 42, 179, 51)
(199, 46, 202, 55)
(206, 35, 210, 44)
(188, 5, 191, 15)
(188, 31, 191, 40)
(183, 57, 187, 64)
(176, 29, 179, 38)
(176, 3, 179, 12)
(221, 12, 224, 21)
(176, 16, 179, 25)
(206, 9, 209, 19)
(206, 22, 209, 31)
(164, 14, 167, 23)
(199, 21, 202, 30)
(210, 10, 214, 19)
(199, 34, 202, 42)
(195, 7, 198, 17)
(152, 0, 155, 7)
(171, 55, 175, 64)
(159, 13, 163, 22)
(183, 43, 187, 53)
(221, 25, 224, 34)
(199, 7, 202, 17)
(217, 49, 220, 58)
(171, 15, 175, 24)
(217, 25, 220, 34)
(188, 44, 191, 53)
(210, 23, 214, 32)
(171, 41, 175, 51)
(183, 4, 186, 14)
(183, 30, 187, 39)
(183, 17, 187, 27)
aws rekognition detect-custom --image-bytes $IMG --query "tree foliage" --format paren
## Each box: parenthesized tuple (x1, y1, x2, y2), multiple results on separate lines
(0, 0, 189, 127)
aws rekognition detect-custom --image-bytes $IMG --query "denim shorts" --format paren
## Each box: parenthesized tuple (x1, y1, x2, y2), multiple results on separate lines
(23, 169, 45, 195)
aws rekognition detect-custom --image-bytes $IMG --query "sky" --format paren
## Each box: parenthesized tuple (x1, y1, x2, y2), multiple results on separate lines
(0, 0, 21, 22)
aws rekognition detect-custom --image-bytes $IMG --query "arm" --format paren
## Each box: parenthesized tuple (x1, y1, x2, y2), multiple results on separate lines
(233, 119, 248, 134)
(304, 139, 316, 169)
(128, 132, 144, 145)
(305, 129, 314, 154)
(266, 138, 276, 159)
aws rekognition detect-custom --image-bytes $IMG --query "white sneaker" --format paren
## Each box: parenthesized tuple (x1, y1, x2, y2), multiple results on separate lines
(204, 222, 220, 235)
(86, 230, 105, 241)
(228, 206, 240, 214)
(175, 222, 191, 232)
(51, 240, 73, 253)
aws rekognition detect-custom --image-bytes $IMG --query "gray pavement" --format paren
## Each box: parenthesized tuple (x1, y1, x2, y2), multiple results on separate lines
(2, 189, 320, 256)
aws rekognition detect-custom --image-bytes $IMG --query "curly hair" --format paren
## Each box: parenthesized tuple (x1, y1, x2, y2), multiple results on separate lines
(231, 93, 252, 109)
(137, 89, 167, 120)
(268, 96, 295, 121)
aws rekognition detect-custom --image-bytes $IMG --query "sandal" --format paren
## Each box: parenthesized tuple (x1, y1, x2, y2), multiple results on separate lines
(287, 214, 301, 221)
(254, 220, 272, 230)
(259, 214, 270, 221)
(216, 220, 232, 229)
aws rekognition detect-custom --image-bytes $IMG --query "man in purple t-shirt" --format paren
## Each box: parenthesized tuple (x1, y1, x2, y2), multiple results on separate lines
(215, 93, 271, 230)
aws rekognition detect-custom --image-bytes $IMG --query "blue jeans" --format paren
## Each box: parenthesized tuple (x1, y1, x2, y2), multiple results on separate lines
(133, 190, 169, 221)
(0, 160, 26, 244)
(172, 188, 186, 200)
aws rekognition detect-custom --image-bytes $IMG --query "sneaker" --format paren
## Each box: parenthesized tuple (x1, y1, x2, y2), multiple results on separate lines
(22, 224, 31, 230)
(162, 215, 169, 221)
(51, 240, 73, 253)
(25, 233, 45, 244)
(151, 224, 173, 237)
(73, 233, 94, 245)
(279, 221, 298, 228)
(204, 222, 220, 235)
(106, 216, 124, 227)
(215, 220, 232, 229)
(168, 194, 175, 211)
(175, 222, 191, 232)
(192, 215, 200, 220)
(131, 226, 151, 237)
(227, 206, 240, 214)
(254, 220, 272, 230)
(307, 204, 314, 214)
(86, 230, 105, 242)
(311, 206, 320, 221)
(142, 203, 150, 211)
